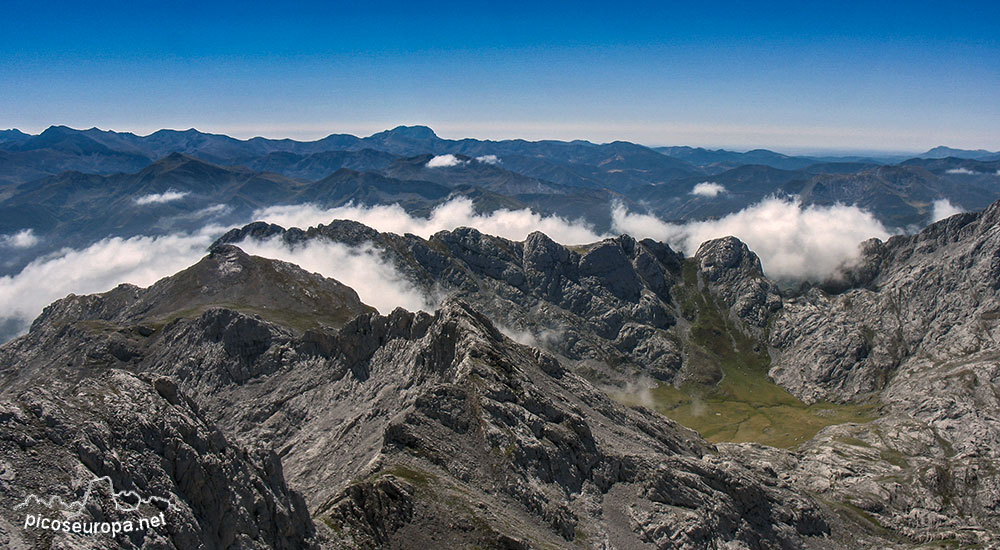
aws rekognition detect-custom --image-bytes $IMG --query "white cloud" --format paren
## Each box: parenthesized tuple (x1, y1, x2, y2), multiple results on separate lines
(426, 154, 466, 168)
(236, 237, 431, 315)
(197, 204, 230, 216)
(931, 199, 964, 222)
(255, 196, 896, 282)
(0, 227, 221, 342)
(0, 193, 916, 343)
(475, 155, 500, 165)
(691, 182, 726, 197)
(1, 229, 39, 248)
(135, 190, 190, 205)
(252, 198, 607, 244)
(611, 197, 892, 281)
(496, 323, 562, 349)
(945, 168, 975, 175)
(0, 198, 604, 342)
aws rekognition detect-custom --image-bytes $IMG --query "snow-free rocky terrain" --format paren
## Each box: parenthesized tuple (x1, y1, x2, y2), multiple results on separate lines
(2, 201, 1000, 548)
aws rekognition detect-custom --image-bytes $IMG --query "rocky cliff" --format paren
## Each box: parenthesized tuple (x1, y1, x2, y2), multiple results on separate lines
(211, 201, 1000, 547)
(0, 243, 847, 549)
(3, 199, 1000, 548)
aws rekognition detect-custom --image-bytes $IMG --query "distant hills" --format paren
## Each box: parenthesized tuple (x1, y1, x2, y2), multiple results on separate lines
(919, 145, 1000, 161)
(1, 124, 998, 277)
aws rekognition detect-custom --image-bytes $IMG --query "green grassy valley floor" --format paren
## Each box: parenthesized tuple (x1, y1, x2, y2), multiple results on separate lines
(615, 260, 876, 448)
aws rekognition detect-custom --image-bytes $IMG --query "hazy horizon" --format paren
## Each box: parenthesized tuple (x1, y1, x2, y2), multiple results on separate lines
(2, 122, 984, 157)
(3, 1, 997, 152)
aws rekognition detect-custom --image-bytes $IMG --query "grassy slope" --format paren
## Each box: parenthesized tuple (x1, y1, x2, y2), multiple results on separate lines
(616, 259, 876, 448)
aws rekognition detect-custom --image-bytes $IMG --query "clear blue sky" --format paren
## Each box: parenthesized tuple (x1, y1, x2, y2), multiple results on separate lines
(1, 0, 998, 152)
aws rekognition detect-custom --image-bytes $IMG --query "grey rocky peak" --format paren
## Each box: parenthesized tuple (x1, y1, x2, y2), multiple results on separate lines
(0, 247, 845, 549)
(751, 203, 1000, 546)
(5, 198, 1000, 547)
(218, 223, 689, 384)
(208, 199, 1000, 547)
(694, 236, 782, 327)
(214, 220, 682, 381)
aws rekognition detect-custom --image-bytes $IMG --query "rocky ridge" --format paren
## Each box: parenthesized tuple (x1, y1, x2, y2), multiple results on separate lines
(211, 200, 1000, 547)
(3, 198, 1000, 547)
(1, 243, 856, 549)
(214, 220, 690, 385)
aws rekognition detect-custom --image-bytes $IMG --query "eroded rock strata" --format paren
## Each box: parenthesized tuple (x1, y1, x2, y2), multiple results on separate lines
(2, 201, 1000, 548)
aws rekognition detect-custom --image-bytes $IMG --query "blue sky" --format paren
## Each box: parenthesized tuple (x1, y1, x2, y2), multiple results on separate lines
(1, 0, 998, 152)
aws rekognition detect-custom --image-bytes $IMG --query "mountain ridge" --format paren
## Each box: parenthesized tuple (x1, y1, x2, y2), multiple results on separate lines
(4, 199, 1000, 546)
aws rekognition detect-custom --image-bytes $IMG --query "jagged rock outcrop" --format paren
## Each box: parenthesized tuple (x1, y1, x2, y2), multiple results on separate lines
(216, 203, 1000, 547)
(694, 236, 782, 328)
(0, 245, 847, 549)
(769, 207, 1000, 404)
(0, 370, 315, 549)
(737, 203, 1000, 545)
(215, 222, 688, 384)
(7, 196, 1000, 547)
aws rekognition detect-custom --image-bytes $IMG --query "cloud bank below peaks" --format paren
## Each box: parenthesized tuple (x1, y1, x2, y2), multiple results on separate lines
(611, 197, 892, 281)
(0, 195, 897, 342)
(236, 237, 432, 315)
(931, 199, 964, 222)
(251, 198, 607, 244)
(254, 195, 892, 282)
(0, 227, 221, 342)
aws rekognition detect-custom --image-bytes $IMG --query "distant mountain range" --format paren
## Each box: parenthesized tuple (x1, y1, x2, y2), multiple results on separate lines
(919, 145, 1000, 161)
(1, 124, 998, 277)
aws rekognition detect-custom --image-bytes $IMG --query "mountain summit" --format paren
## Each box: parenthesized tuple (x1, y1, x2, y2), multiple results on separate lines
(4, 198, 1000, 547)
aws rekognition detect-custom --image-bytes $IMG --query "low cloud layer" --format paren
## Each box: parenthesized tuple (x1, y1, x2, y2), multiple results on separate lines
(612, 197, 892, 281)
(135, 190, 190, 205)
(253, 198, 607, 244)
(0, 194, 907, 343)
(427, 154, 500, 167)
(945, 167, 975, 175)
(931, 199, 964, 222)
(691, 182, 726, 197)
(426, 154, 465, 168)
(0, 199, 604, 342)
(1, 229, 39, 249)
(0, 228, 220, 342)
(236, 237, 432, 314)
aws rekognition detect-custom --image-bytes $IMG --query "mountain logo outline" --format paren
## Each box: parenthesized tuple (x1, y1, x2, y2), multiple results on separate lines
(13, 475, 176, 519)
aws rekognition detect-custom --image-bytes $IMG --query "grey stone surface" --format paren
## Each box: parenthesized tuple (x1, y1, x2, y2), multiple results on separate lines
(1, 245, 837, 549)
(5, 199, 1000, 548)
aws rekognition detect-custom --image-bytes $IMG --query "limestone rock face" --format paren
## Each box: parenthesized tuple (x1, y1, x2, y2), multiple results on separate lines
(0, 370, 315, 550)
(0, 246, 837, 549)
(208, 206, 1000, 546)
(6, 198, 1000, 548)
(216, 224, 688, 384)
(748, 204, 1000, 546)
(769, 207, 1000, 404)
(694, 236, 782, 328)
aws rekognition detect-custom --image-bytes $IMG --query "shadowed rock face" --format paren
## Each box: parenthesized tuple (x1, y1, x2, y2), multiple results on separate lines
(0, 244, 842, 549)
(694, 236, 782, 328)
(209, 201, 1000, 547)
(215, 222, 689, 384)
(4, 197, 1000, 548)
(0, 370, 316, 550)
